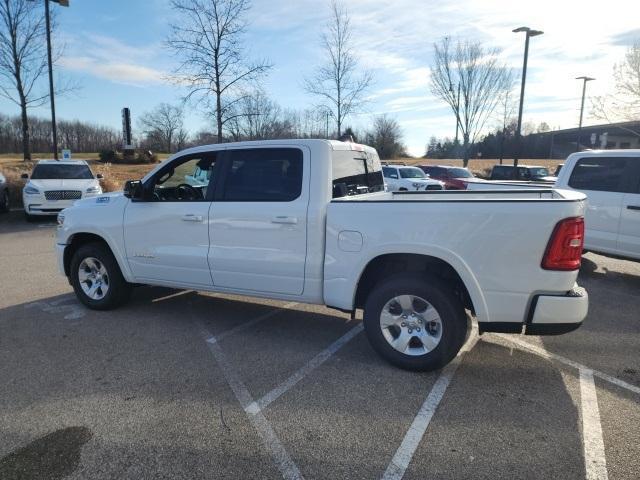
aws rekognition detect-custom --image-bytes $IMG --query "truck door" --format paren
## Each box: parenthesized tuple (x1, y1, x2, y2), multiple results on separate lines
(208, 146, 309, 295)
(617, 157, 640, 259)
(123, 152, 219, 286)
(567, 156, 628, 254)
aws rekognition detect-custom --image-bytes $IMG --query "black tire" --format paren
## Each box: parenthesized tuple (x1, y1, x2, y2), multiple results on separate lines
(363, 273, 468, 371)
(0, 190, 8, 213)
(70, 242, 132, 310)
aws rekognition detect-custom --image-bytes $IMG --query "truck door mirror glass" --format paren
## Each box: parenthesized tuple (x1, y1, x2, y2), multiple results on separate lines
(123, 180, 143, 200)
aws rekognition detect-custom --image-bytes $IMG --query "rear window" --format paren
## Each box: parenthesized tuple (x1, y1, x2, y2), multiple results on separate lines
(568, 157, 628, 193)
(421, 166, 447, 177)
(332, 150, 384, 198)
(491, 166, 513, 180)
(222, 148, 303, 201)
(528, 167, 550, 177)
(31, 164, 94, 180)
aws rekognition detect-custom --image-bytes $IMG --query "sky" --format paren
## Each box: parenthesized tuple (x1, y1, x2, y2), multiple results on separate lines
(1, 0, 639, 156)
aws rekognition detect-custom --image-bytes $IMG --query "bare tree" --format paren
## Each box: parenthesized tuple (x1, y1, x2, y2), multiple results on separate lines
(0, 0, 52, 160)
(364, 115, 406, 159)
(430, 37, 510, 166)
(494, 72, 516, 163)
(166, 0, 271, 143)
(138, 103, 185, 153)
(591, 41, 640, 137)
(304, 0, 372, 137)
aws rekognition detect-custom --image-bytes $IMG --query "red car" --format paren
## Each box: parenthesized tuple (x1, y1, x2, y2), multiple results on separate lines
(418, 165, 475, 190)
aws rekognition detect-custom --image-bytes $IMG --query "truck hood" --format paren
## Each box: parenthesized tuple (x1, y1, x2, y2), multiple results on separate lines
(28, 178, 100, 191)
(72, 190, 124, 207)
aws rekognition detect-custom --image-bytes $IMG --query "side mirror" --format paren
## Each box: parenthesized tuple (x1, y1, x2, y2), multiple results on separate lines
(96, 173, 104, 180)
(21, 173, 28, 179)
(123, 180, 143, 200)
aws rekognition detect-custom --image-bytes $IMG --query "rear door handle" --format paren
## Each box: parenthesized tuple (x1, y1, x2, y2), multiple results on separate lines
(182, 214, 204, 222)
(271, 216, 298, 225)
(627, 205, 640, 211)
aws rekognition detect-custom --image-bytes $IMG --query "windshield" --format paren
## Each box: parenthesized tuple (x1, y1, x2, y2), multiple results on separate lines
(399, 167, 426, 179)
(448, 168, 473, 178)
(31, 164, 94, 180)
(529, 168, 550, 177)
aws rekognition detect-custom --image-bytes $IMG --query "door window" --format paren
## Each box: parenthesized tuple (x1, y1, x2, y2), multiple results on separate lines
(222, 148, 303, 202)
(568, 157, 628, 192)
(148, 154, 218, 201)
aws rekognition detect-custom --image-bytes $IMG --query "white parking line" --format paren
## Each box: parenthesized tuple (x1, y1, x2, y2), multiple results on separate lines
(198, 321, 304, 480)
(382, 326, 479, 480)
(246, 323, 363, 415)
(580, 368, 609, 480)
(490, 334, 640, 396)
(209, 301, 299, 344)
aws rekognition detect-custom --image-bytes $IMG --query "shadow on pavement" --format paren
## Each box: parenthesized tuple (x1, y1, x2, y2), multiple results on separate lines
(0, 426, 92, 480)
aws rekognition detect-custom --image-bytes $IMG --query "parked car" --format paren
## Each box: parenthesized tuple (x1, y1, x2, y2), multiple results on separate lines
(0, 171, 9, 213)
(56, 139, 588, 371)
(22, 160, 103, 220)
(382, 165, 445, 191)
(418, 165, 475, 190)
(490, 165, 556, 182)
(555, 150, 640, 261)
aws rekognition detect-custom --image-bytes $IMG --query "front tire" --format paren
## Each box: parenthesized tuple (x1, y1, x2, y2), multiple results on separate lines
(70, 242, 132, 310)
(363, 274, 468, 371)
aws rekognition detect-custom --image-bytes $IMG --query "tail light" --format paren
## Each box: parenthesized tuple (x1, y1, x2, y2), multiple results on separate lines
(542, 217, 584, 270)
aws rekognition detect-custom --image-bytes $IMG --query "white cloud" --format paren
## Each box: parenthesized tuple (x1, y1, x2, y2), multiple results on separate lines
(59, 33, 168, 86)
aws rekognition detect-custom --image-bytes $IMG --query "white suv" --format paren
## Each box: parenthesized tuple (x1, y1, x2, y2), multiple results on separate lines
(382, 165, 445, 192)
(22, 160, 103, 220)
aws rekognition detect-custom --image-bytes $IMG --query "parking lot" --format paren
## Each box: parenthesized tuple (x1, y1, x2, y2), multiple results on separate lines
(0, 212, 638, 480)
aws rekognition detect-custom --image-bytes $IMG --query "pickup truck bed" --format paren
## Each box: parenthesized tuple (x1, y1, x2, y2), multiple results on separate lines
(325, 188, 587, 329)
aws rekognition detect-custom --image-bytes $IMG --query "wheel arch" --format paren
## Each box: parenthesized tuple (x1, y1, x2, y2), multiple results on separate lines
(63, 232, 132, 281)
(352, 251, 488, 323)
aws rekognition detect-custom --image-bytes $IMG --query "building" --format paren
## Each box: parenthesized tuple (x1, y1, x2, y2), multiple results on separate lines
(536, 120, 640, 159)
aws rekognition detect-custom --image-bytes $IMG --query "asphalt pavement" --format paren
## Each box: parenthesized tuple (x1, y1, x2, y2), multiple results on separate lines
(0, 211, 638, 479)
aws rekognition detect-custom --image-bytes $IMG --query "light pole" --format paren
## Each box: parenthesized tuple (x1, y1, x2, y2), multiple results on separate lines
(513, 26, 543, 169)
(30, 0, 69, 160)
(575, 76, 595, 152)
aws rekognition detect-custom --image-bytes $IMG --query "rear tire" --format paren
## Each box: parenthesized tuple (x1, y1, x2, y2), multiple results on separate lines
(70, 242, 132, 310)
(363, 274, 468, 371)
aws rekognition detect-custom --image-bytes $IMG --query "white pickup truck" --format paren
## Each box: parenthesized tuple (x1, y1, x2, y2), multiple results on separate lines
(56, 139, 589, 371)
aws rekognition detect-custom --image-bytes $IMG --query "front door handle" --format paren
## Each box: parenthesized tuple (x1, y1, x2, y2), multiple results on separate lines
(271, 216, 298, 225)
(182, 214, 204, 222)
(627, 205, 640, 211)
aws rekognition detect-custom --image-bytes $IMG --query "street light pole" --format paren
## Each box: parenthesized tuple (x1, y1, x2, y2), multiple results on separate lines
(575, 76, 595, 152)
(513, 26, 543, 169)
(44, 0, 58, 160)
(30, 0, 68, 160)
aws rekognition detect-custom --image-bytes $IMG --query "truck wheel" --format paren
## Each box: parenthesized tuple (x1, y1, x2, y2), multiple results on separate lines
(363, 274, 468, 371)
(70, 242, 132, 310)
